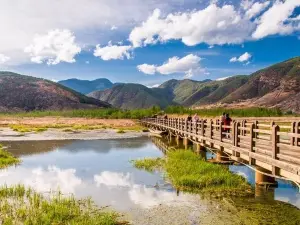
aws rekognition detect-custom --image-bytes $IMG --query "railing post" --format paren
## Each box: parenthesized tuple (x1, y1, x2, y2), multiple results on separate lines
(201, 119, 205, 137)
(271, 125, 279, 175)
(249, 123, 255, 165)
(195, 121, 199, 135)
(219, 121, 223, 142)
(232, 121, 236, 145)
(254, 120, 258, 139)
(185, 119, 188, 137)
(209, 119, 213, 140)
(297, 122, 300, 146)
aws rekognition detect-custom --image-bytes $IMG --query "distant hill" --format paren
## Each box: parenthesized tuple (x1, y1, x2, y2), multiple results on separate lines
(58, 78, 113, 94)
(220, 57, 300, 112)
(88, 83, 173, 109)
(87, 57, 300, 112)
(0, 72, 111, 112)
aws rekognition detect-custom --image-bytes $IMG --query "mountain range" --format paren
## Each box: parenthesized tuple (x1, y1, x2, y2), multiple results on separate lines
(86, 57, 300, 112)
(0, 72, 110, 112)
(0, 57, 299, 112)
(58, 78, 114, 94)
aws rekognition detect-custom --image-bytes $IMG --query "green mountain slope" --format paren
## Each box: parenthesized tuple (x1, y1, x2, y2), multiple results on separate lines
(88, 83, 173, 109)
(0, 72, 111, 112)
(58, 78, 113, 94)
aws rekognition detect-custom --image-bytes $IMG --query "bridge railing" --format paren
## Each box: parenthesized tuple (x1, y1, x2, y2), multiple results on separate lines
(141, 117, 300, 182)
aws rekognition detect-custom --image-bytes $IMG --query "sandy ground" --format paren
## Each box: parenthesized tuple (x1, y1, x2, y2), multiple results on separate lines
(0, 128, 147, 141)
(0, 117, 137, 127)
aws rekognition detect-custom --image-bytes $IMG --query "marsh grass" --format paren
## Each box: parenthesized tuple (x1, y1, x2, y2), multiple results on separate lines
(131, 157, 164, 172)
(0, 185, 126, 225)
(0, 144, 20, 168)
(132, 150, 253, 197)
(116, 129, 126, 134)
(10, 125, 48, 133)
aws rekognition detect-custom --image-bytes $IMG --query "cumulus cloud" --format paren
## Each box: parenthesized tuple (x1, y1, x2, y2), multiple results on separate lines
(94, 42, 132, 60)
(245, 1, 270, 19)
(24, 29, 81, 65)
(216, 75, 232, 81)
(0, 54, 10, 64)
(137, 54, 202, 78)
(0, 0, 175, 64)
(129, 5, 254, 47)
(230, 52, 252, 63)
(252, 0, 300, 39)
(94, 171, 131, 187)
(137, 64, 157, 75)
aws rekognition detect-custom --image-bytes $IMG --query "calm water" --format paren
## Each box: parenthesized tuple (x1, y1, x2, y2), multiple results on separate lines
(0, 137, 299, 217)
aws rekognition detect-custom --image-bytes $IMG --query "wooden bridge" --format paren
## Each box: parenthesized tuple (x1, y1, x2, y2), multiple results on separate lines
(141, 118, 300, 185)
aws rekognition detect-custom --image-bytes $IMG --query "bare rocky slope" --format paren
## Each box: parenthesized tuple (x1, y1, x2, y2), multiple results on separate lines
(0, 72, 111, 112)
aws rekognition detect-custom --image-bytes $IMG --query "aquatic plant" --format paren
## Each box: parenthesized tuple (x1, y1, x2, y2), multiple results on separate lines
(0, 185, 126, 225)
(132, 150, 253, 197)
(131, 157, 164, 172)
(0, 144, 21, 168)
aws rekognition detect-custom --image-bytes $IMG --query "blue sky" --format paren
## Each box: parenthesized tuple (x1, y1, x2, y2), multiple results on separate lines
(0, 0, 299, 87)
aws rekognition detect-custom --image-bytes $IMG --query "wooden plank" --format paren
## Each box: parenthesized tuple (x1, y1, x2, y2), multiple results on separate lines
(253, 146, 272, 156)
(277, 154, 300, 165)
(254, 129, 272, 134)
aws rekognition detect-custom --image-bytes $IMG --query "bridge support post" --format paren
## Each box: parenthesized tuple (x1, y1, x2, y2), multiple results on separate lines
(176, 135, 182, 148)
(216, 147, 228, 162)
(183, 138, 192, 150)
(195, 143, 206, 159)
(255, 167, 278, 187)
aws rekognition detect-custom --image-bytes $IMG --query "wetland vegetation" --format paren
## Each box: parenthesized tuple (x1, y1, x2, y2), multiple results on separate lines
(0, 185, 125, 225)
(0, 144, 20, 168)
(132, 150, 253, 197)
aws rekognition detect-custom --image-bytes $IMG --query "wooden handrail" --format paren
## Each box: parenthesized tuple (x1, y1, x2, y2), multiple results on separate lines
(141, 117, 300, 183)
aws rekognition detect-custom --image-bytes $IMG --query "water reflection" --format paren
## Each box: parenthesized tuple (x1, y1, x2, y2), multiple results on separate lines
(0, 138, 200, 212)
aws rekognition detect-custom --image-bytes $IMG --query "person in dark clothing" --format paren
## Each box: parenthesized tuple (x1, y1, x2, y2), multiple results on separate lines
(187, 115, 192, 121)
(224, 113, 232, 138)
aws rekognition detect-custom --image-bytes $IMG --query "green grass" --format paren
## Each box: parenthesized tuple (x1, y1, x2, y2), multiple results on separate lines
(0, 107, 162, 119)
(165, 106, 290, 117)
(0, 185, 127, 225)
(131, 157, 164, 172)
(132, 150, 253, 197)
(0, 106, 294, 119)
(0, 144, 21, 168)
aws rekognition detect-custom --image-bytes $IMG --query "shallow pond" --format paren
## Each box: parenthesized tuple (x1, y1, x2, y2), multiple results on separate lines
(0, 137, 299, 224)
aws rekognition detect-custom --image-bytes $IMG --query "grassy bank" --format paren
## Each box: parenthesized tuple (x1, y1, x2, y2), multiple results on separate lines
(165, 106, 290, 117)
(0, 144, 20, 168)
(0, 185, 126, 225)
(0, 106, 295, 120)
(7, 124, 146, 133)
(132, 150, 252, 197)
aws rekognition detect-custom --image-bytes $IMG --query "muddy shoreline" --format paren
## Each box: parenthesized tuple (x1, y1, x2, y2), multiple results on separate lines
(0, 128, 148, 141)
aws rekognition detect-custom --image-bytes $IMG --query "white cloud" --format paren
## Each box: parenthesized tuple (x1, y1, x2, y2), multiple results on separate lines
(216, 75, 232, 81)
(245, 1, 270, 19)
(230, 52, 252, 63)
(94, 42, 132, 60)
(129, 5, 254, 47)
(24, 29, 81, 65)
(137, 54, 203, 78)
(137, 64, 157, 75)
(85, 61, 90, 64)
(252, 0, 300, 39)
(0, 54, 10, 64)
(94, 171, 131, 187)
(111, 26, 118, 30)
(0, 0, 176, 64)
